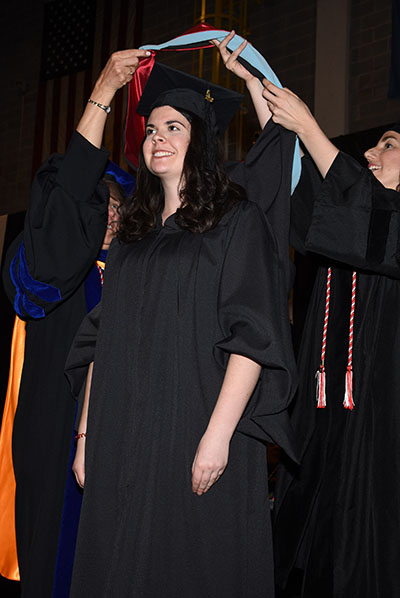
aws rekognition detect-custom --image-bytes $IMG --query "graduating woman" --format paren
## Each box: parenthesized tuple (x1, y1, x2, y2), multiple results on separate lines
(66, 44, 297, 597)
(261, 83, 400, 597)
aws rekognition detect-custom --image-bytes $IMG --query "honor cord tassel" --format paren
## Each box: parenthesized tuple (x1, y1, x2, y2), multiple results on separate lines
(316, 267, 331, 408)
(343, 271, 357, 410)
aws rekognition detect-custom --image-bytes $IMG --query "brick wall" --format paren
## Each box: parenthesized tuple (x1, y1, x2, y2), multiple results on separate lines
(245, 0, 317, 148)
(248, 0, 316, 108)
(349, 0, 400, 132)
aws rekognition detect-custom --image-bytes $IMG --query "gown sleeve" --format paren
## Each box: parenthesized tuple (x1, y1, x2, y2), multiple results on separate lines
(2, 131, 110, 319)
(225, 119, 296, 215)
(289, 154, 323, 254)
(304, 151, 400, 278)
(226, 121, 296, 288)
(64, 301, 101, 420)
(214, 202, 298, 462)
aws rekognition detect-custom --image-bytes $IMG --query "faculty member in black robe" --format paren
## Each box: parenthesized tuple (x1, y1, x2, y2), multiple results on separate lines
(66, 56, 297, 597)
(1, 49, 146, 597)
(262, 82, 400, 597)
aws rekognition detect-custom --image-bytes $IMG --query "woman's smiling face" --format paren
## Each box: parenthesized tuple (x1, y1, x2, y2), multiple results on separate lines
(142, 105, 191, 185)
(364, 130, 400, 190)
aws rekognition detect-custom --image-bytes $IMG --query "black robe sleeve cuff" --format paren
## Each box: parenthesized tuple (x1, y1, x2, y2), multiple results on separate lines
(3, 131, 110, 316)
(290, 155, 323, 254)
(65, 301, 101, 424)
(305, 152, 400, 278)
(56, 131, 110, 202)
(214, 202, 298, 462)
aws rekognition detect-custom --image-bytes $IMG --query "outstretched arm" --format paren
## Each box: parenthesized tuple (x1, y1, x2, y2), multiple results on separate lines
(213, 30, 272, 129)
(262, 80, 339, 177)
(4, 49, 150, 319)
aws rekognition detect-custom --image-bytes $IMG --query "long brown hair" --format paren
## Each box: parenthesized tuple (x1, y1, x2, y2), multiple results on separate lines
(118, 110, 245, 243)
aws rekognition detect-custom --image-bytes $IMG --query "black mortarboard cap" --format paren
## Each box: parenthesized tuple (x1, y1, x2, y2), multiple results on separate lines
(136, 62, 243, 136)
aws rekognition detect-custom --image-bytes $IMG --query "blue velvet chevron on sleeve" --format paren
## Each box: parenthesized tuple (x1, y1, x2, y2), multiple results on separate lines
(9, 243, 62, 318)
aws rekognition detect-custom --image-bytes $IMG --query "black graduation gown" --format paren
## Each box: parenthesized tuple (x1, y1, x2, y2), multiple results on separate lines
(65, 122, 298, 598)
(2, 131, 109, 597)
(274, 152, 400, 598)
(226, 119, 296, 296)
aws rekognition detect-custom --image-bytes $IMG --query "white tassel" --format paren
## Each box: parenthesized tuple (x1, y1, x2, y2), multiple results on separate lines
(343, 367, 355, 410)
(315, 368, 326, 408)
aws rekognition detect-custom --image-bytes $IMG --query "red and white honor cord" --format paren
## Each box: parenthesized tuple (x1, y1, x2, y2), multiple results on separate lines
(343, 271, 357, 410)
(316, 268, 357, 410)
(316, 267, 331, 408)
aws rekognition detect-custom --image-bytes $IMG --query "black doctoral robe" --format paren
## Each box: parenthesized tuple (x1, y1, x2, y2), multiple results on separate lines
(2, 132, 109, 597)
(274, 152, 400, 598)
(65, 121, 298, 597)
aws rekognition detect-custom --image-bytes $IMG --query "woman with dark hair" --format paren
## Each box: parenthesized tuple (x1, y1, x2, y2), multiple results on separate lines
(217, 33, 400, 596)
(66, 57, 296, 597)
(261, 84, 400, 597)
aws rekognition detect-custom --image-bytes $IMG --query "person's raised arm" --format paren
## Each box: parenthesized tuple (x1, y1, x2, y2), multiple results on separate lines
(3, 49, 150, 320)
(213, 30, 272, 129)
(77, 49, 150, 148)
(262, 81, 338, 177)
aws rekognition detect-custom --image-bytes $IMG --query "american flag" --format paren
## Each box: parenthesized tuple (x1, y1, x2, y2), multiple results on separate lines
(31, 0, 144, 177)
